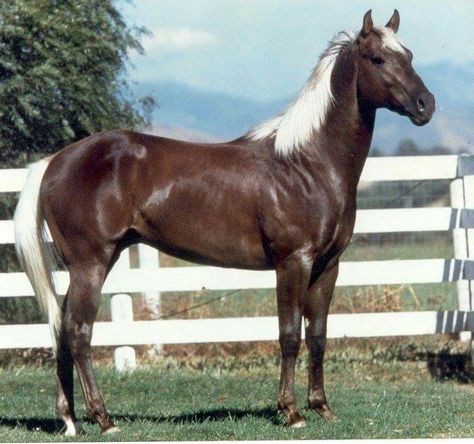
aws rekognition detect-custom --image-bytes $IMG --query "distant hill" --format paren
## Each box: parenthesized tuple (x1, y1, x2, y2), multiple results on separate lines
(133, 61, 474, 154)
(145, 122, 222, 143)
(135, 80, 286, 140)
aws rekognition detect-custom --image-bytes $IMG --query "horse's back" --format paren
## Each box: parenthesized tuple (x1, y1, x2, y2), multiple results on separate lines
(40, 129, 270, 268)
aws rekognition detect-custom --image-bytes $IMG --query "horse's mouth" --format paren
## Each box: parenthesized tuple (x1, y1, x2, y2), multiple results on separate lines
(390, 100, 434, 127)
(409, 114, 431, 126)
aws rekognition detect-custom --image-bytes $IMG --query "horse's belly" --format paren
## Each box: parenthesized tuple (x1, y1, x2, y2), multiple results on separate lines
(136, 204, 269, 270)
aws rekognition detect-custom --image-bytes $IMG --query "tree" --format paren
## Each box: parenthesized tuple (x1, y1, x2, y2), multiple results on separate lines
(394, 138, 421, 157)
(369, 146, 384, 157)
(0, 0, 154, 165)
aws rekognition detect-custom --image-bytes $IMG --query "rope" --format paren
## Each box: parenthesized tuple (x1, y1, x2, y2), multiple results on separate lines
(159, 288, 243, 319)
(383, 179, 428, 208)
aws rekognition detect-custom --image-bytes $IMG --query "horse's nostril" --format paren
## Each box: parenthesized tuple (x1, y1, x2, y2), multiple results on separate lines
(417, 97, 425, 113)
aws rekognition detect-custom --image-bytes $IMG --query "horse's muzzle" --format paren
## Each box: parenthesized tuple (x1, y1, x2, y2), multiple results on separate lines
(409, 91, 435, 126)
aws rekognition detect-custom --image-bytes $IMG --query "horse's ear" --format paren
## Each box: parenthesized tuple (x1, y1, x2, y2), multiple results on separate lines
(361, 10, 373, 37)
(385, 9, 400, 33)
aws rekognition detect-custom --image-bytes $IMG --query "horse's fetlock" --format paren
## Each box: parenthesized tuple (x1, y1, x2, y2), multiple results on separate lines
(56, 402, 70, 418)
(308, 395, 327, 410)
(278, 394, 296, 410)
(86, 398, 106, 419)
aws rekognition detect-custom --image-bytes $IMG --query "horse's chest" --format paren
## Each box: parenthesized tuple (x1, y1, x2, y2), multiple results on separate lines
(265, 198, 355, 260)
(310, 205, 355, 253)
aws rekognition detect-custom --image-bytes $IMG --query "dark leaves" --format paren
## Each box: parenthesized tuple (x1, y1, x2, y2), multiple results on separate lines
(0, 0, 154, 166)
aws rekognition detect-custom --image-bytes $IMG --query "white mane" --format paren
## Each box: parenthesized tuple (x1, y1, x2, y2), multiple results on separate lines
(246, 31, 355, 156)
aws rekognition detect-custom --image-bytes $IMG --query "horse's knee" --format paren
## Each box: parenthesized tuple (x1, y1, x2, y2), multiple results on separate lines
(305, 333, 326, 358)
(279, 331, 301, 357)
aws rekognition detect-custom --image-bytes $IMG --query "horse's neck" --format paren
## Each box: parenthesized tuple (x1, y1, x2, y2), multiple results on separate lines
(305, 46, 375, 193)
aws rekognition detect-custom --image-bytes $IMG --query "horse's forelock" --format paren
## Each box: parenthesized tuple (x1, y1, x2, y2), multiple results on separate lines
(375, 26, 406, 55)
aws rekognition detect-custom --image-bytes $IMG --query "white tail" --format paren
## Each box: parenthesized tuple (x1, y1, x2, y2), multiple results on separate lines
(14, 159, 61, 351)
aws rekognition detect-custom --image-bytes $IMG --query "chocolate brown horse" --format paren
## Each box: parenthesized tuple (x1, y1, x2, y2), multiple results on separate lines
(15, 10, 434, 434)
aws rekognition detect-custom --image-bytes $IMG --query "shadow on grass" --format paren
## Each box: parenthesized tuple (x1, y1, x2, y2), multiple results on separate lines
(427, 352, 474, 383)
(113, 406, 282, 425)
(0, 417, 59, 434)
(0, 406, 281, 434)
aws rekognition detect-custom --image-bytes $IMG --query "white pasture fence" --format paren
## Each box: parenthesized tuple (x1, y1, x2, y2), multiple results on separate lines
(0, 155, 474, 370)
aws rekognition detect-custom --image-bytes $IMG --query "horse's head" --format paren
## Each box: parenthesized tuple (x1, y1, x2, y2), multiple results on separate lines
(356, 9, 435, 126)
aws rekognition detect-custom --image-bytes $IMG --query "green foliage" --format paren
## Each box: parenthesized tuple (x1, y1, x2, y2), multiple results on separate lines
(396, 138, 422, 156)
(394, 139, 456, 157)
(0, 0, 154, 165)
(370, 139, 455, 158)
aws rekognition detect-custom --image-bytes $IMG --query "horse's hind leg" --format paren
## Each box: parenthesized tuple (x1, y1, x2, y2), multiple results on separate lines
(56, 294, 82, 435)
(304, 263, 338, 421)
(62, 261, 118, 434)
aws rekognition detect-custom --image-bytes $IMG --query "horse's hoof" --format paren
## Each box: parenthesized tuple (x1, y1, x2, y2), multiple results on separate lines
(288, 411, 307, 428)
(103, 426, 121, 435)
(290, 418, 307, 428)
(62, 419, 83, 436)
(315, 407, 338, 421)
(64, 428, 78, 437)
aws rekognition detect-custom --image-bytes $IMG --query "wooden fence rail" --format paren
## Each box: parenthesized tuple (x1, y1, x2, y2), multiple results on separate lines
(1, 155, 473, 370)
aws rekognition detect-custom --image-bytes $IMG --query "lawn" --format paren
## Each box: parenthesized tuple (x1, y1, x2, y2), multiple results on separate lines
(0, 358, 472, 442)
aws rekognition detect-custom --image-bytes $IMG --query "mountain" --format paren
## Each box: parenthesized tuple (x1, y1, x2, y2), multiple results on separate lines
(145, 122, 222, 143)
(133, 61, 474, 154)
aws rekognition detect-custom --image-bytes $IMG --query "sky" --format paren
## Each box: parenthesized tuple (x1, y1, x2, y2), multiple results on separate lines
(119, 0, 473, 102)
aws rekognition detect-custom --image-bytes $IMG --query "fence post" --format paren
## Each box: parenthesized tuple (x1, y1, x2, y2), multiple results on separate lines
(110, 249, 136, 371)
(137, 244, 162, 355)
(450, 177, 473, 344)
(111, 293, 136, 371)
(461, 177, 474, 364)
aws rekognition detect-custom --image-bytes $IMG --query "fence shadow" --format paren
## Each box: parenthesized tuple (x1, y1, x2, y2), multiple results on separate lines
(427, 351, 474, 383)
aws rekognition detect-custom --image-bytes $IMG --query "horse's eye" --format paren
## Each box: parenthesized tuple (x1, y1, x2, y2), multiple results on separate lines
(371, 56, 384, 65)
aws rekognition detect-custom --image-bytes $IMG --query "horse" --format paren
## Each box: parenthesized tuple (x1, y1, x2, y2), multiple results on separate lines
(14, 9, 435, 434)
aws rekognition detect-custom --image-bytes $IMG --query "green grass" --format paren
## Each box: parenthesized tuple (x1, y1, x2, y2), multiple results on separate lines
(0, 362, 472, 442)
(342, 235, 453, 261)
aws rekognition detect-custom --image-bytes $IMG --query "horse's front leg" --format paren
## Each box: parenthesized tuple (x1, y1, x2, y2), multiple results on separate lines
(275, 252, 312, 428)
(304, 262, 339, 421)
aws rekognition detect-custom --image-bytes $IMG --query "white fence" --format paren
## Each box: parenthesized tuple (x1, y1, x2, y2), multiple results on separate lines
(1, 155, 474, 370)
